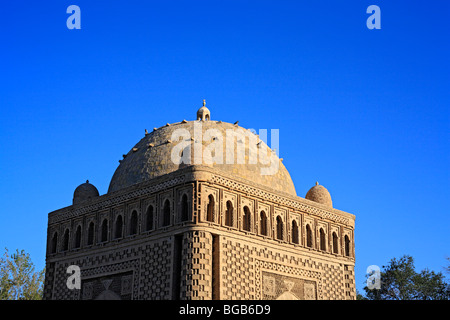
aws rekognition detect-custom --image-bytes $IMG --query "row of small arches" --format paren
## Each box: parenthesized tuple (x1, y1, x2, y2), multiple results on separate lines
(49, 195, 189, 253)
(49, 194, 351, 257)
(204, 196, 352, 257)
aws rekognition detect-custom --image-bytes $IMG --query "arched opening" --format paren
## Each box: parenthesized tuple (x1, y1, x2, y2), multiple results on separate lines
(163, 199, 171, 227)
(181, 194, 189, 222)
(206, 195, 215, 222)
(276, 216, 283, 240)
(260, 211, 267, 236)
(306, 224, 313, 248)
(101, 219, 108, 242)
(225, 201, 233, 227)
(51, 232, 58, 253)
(242, 206, 251, 231)
(87, 222, 95, 245)
(291, 220, 299, 244)
(74, 225, 82, 249)
(115, 215, 123, 239)
(63, 229, 70, 251)
(319, 228, 326, 251)
(146, 205, 154, 231)
(129, 210, 138, 235)
(332, 232, 338, 254)
(344, 235, 351, 257)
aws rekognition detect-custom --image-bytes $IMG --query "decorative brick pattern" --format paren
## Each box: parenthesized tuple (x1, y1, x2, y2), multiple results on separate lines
(209, 175, 352, 226)
(344, 264, 356, 300)
(44, 166, 355, 300)
(49, 176, 185, 224)
(181, 231, 213, 300)
(215, 236, 353, 300)
(221, 239, 255, 300)
(138, 239, 172, 299)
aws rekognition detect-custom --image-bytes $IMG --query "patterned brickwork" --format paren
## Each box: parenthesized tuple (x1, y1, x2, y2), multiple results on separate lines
(52, 262, 78, 300)
(217, 235, 353, 300)
(49, 175, 185, 224)
(138, 239, 172, 299)
(209, 175, 352, 226)
(45, 167, 355, 300)
(45, 237, 172, 300)
(43, 262, 55, 300)
(81, 271, 133, 300)
(181, 231, 213, 300)
(221, 239, 255, 299)
(261, 271, 316, 300)
(344, 264, 356, 300)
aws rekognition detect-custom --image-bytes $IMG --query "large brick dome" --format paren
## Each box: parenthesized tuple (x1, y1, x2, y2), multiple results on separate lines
(108, 105, 296, 196)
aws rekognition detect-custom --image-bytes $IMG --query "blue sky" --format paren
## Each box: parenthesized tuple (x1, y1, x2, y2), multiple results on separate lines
(0, 1, 449, 295)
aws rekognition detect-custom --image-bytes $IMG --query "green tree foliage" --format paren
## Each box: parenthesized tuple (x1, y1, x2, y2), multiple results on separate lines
(362, 255, 449, 300)
(0, 248, 44, 300)
(445, 257, 450, 275)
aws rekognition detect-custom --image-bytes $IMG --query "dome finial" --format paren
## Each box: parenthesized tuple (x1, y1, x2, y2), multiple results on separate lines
(316, 181, 319, 186)
(197, 100, 211, 121)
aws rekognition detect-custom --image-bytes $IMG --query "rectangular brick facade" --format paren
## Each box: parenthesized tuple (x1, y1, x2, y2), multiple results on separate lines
(44, 166, 355, 300)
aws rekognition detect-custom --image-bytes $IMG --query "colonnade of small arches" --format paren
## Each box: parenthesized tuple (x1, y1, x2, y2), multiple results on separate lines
(203, 194, 353, 258)
(48, 190, 352, 258)
(48, 192, 192, 254)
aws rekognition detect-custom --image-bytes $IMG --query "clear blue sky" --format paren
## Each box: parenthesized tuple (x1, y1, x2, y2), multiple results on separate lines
(1, 1, 449, 295)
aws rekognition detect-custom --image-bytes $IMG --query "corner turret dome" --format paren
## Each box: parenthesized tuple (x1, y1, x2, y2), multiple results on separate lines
(73, 180, 99, 205)
(305, 182, 332, 208)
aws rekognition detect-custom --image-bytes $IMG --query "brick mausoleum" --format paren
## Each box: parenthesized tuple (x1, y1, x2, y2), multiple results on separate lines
(43, 101, 356, 300)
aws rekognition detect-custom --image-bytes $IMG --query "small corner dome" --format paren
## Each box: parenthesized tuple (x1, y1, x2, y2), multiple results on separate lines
(305, 181, 332, 208)
(197, 99, 211, 121)
(73, 180, 99, 205)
